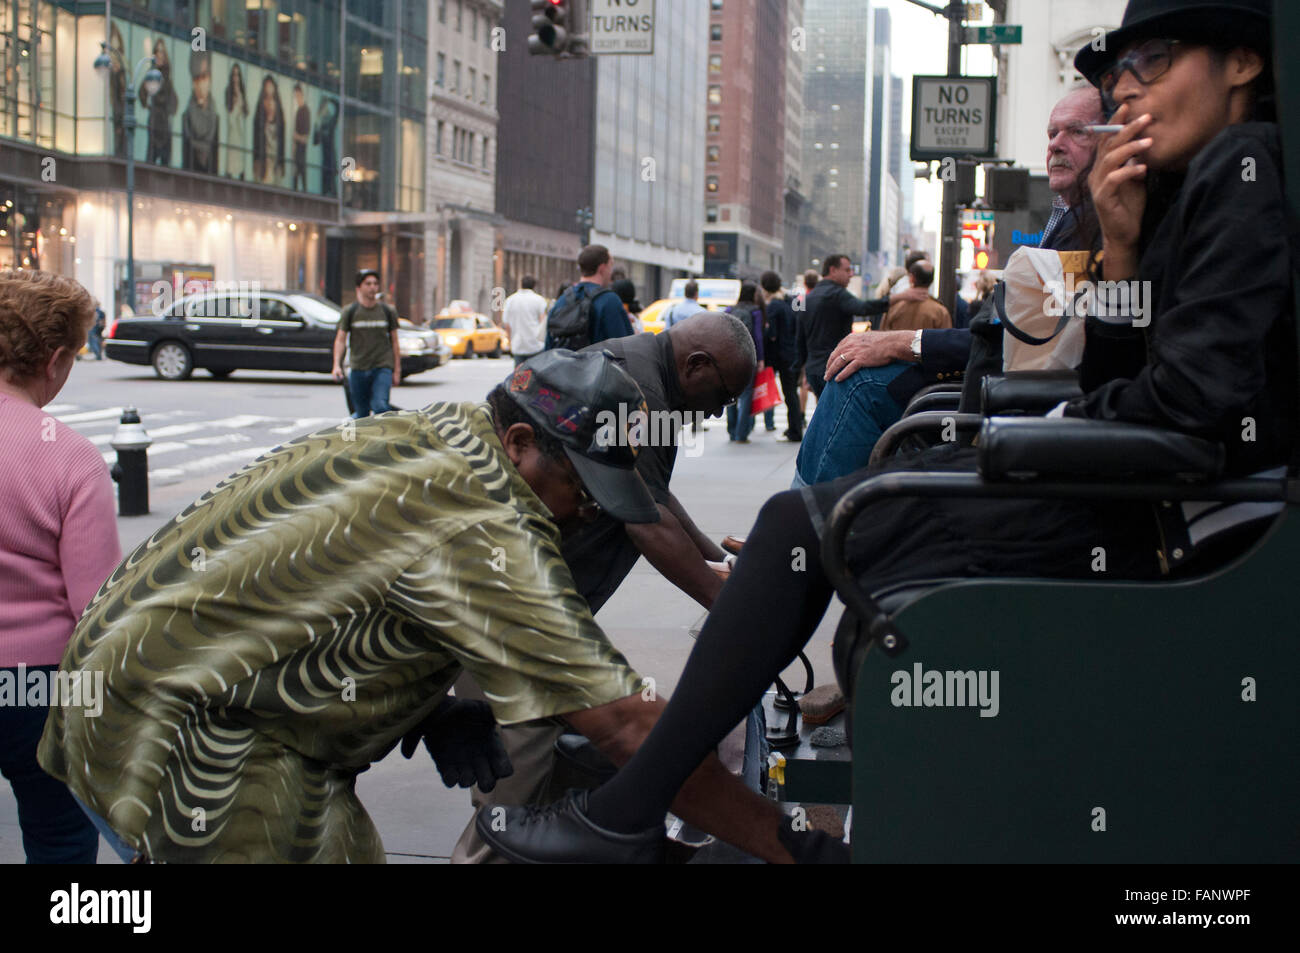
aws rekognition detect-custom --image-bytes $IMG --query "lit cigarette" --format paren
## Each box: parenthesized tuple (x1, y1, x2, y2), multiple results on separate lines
(1084, 124, 1125, 134)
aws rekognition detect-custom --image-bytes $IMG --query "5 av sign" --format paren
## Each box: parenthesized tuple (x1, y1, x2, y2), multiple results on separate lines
(910, 76, 997, 161)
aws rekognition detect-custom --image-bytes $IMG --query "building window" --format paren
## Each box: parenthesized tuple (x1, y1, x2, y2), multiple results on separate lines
(706, 176, 719, 193)
(469, 67, 476, 100)
(472, 10, 478, 41)
(710, 25, 722, 42)
(482, 136, 490, 170)
(711, 0, 723, 9)
(436, 53, 445, 86)
(438, 0, 446, 24)
(708, 54, 722, 73)
(708, 86, 722, 105)
(435, 121, 444, 155)
(483, 74, 490, 105)
(707, 145, 720, 163)
(708, 115, 721, 133)
(706, 205, 719, 223)
(453, 60, 461, 92)
(457, 0, 463, 32)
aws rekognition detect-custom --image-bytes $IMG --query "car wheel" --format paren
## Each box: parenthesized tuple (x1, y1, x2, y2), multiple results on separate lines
(209, 368, 234, 379)
(152, 341, 194, 380)
(490, 343, 502, 359)
(465, 342, 476, 359)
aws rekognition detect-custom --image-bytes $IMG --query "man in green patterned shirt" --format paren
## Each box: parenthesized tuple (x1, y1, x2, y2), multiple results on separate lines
(39, 350, 791, 863)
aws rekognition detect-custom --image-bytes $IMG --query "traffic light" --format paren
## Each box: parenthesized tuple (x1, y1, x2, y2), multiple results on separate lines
(529, 0, 570, 56)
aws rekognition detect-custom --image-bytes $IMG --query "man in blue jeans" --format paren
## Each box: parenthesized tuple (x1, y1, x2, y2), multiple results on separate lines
(793, 361, 910, 486)
(332, 269, 401, 417)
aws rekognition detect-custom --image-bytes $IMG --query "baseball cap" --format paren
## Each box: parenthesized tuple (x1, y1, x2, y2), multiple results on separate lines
(503, 349, 660, 524)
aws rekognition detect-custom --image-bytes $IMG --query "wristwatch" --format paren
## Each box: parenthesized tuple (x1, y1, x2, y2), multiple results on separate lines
(910, 329, 923, 361)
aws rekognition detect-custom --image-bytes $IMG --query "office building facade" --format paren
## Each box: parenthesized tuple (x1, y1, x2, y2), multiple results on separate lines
(494, 0, 595, 302)
(591, 0, 706, 301)
(703, 0, 787, 282)
(801, 0, 870, 269)
(0, 1, 424, 319)
(426, 0, 501, 317)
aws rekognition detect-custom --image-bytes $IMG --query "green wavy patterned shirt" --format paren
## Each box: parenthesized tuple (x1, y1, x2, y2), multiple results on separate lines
(38, 402, 641, 863)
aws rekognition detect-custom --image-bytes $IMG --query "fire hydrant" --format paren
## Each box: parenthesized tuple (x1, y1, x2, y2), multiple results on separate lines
(110, 406, 152, 516)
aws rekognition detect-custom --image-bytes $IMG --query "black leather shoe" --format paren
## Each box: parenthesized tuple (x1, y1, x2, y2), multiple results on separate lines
(475, 789, 666, 864)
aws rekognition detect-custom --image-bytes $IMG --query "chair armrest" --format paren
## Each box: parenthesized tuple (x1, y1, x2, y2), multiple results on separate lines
(981, 370, 1082, 416)
(978, 417, 1225, 482)
(903, 387, 962, 417)
(869, 412, 983, 469)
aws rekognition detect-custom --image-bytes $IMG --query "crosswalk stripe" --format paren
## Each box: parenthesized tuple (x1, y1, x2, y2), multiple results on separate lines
(54, 407, 124, 424)
(150, 447, 276, 482)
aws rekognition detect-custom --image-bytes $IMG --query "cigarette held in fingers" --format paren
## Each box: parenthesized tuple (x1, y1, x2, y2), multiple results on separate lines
(1085, 125, 1125, 134)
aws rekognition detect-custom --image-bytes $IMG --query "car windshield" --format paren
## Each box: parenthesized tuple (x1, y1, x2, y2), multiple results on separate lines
(434, 317, 475, 330)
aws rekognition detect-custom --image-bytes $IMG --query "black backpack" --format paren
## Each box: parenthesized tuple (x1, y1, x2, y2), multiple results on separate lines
(546, 285, 618, 351)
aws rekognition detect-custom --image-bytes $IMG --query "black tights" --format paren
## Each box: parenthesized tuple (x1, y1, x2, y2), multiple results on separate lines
(586, 489, 834, 832)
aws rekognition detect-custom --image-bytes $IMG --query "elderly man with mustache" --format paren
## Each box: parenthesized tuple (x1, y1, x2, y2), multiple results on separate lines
(791, 85, 1106, 487)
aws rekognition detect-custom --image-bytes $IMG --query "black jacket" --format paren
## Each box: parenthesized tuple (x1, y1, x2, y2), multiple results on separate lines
(797, 279, 891, 384)
(765, 293, 801, 372)
(1065, 122, 1297, 478)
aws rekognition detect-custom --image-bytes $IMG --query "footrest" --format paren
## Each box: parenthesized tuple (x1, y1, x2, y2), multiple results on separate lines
(762, 692, 851, 804)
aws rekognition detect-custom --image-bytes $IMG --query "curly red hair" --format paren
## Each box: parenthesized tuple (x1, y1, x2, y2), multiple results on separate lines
(0, 270, 95, 381)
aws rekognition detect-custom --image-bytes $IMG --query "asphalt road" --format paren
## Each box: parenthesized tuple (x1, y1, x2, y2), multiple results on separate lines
(1, 350, 841, 863)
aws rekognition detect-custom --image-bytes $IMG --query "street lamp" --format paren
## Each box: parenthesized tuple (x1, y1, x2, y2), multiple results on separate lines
(95, 43, 162, 315)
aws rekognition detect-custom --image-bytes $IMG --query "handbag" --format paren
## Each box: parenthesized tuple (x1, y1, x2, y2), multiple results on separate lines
(750, 366, 780, 416)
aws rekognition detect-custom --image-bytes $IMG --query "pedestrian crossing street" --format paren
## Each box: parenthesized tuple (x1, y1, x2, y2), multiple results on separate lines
(48, 404, 346, 488)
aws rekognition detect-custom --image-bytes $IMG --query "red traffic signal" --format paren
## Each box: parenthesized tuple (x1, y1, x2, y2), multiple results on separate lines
(529, 0, 570, 56)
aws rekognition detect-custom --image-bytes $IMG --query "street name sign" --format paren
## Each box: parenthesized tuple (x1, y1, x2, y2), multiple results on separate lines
(965, 24, 1023, 45)
(589, 0, 656, 54)
(910, 75, 998, 161)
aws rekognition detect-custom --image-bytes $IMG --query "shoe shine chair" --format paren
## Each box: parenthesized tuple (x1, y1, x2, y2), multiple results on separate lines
(817, 6, 1300, 863)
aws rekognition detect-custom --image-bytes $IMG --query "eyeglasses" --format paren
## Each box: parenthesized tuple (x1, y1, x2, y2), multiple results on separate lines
(705, 355, 739, 406)
(1099, 38, 1183, 111)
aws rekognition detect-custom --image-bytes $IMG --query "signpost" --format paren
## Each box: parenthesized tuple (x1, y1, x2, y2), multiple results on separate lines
(589, 0, 656, 55)
(910, 76, 997, 161)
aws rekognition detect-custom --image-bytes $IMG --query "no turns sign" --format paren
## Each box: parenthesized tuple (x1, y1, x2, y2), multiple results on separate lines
(910, 76, 997, 161)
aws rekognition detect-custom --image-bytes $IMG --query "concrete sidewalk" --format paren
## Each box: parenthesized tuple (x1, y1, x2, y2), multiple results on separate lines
(0, 407, 843, 863)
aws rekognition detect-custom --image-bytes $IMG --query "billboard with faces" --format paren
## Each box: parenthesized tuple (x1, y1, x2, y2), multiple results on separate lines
(110, 20, 341, 197)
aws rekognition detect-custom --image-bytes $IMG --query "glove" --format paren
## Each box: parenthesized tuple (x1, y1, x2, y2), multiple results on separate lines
(400, 698, 514, 793)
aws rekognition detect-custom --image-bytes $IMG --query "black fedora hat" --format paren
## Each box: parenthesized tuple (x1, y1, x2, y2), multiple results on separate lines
(1074, 0, 1271, 85)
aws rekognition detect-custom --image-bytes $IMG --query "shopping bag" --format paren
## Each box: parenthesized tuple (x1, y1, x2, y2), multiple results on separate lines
(750, 366, 780, 416)
(999, 247, 1092, 372)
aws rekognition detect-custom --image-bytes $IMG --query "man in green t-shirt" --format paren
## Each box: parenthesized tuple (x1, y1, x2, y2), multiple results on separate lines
(38, 350, 793, 863)
(332, 268, 400, 417)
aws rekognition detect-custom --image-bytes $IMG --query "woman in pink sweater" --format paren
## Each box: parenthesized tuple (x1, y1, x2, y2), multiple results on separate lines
(0, 270, 121, 863)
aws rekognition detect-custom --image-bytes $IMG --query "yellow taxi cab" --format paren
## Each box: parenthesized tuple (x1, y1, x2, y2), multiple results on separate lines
(432, 301, 511, 358)
(640, 278, 742, 334)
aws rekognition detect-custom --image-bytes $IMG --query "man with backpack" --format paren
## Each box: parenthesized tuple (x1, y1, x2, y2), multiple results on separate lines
(545, 245, 633, 351)
(332, 269, 401, 418)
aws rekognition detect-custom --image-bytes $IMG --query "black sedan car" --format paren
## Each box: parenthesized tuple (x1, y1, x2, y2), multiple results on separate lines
(104, 290, 449, 381)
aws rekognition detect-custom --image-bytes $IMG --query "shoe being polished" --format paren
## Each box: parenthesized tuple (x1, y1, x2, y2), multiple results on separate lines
(475, 789, 666, 864)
